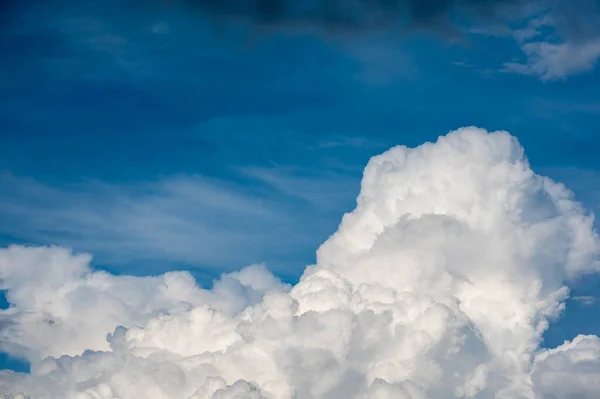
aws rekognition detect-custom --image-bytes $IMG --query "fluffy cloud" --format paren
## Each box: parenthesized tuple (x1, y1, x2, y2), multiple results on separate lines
(1, 127, 599, 398)
(0, 247, 289, 361)
(532, 335, 600, 398)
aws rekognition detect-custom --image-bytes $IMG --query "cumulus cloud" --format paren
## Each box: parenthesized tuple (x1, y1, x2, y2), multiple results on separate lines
(532, 335, 600, 398)
(0, 246, 289, 362)
(1, 127, 600, 398)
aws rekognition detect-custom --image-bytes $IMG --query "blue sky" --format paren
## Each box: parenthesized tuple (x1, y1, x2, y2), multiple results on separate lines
(1, 0, 600, 371)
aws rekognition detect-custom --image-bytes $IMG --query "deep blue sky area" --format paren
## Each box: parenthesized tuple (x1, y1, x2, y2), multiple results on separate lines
(1, 0, 600, 371)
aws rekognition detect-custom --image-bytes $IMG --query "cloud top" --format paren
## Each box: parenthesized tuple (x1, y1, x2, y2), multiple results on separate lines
(1, 127, 599, 398)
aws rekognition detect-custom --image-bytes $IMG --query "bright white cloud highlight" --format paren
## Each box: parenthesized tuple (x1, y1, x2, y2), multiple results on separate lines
(1, 127, 599, 399)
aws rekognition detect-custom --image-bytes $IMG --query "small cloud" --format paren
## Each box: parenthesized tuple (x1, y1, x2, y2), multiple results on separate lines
(528, 97, 600, 116)
(150, 22, 170, 35)
(468, 24, 513, 38)
(451, 61, 473, 68)
(502, 39, 600, 80)
(570, 296, 596, 306)
(341, 39, 417, 85)
(512, 15, 554, 43)
(500, 4, 600, 80)
(315, 135, 386, 150)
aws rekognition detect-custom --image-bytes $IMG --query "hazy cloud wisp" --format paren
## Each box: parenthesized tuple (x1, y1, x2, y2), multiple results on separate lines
(0, 169, 356, 272)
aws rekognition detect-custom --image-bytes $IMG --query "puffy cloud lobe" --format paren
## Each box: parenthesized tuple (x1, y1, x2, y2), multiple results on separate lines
(192, 378, 266, 399)
(532, 335, 600, 399)
(1, 127, 599, 398)
(0, 246, 289, 362)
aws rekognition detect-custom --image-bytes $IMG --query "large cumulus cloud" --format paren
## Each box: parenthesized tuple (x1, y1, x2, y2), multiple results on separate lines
(1, 127, 599, 398)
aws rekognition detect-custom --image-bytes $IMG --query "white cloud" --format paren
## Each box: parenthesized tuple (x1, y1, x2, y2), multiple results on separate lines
(468, 4, 600, 80)
(501, 4, 600, 81)
(532, 335, 600, 398)
(1, 127, 599, 398)
(503, 38, 600, 81)
(0, 245, 289, 362)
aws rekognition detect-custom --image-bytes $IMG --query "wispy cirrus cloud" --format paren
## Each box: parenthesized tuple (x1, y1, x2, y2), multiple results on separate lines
(0, 169, 357, 275)
(241, 166, 359, 211)
(571, 295, 596, 306)
(529, 97, 600, 116)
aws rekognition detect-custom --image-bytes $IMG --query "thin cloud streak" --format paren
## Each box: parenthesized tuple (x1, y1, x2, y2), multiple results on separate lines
(571, 295, 596, 306)
(0, 170, 357, 272)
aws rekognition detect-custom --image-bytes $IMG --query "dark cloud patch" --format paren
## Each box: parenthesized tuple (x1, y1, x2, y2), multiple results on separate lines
(547, 0, 600, 42)
(0, 0, 21, 29)
(147, 0, 527, 36)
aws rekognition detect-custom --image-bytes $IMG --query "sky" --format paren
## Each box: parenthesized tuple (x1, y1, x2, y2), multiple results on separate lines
(1, 0, 600, 396)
